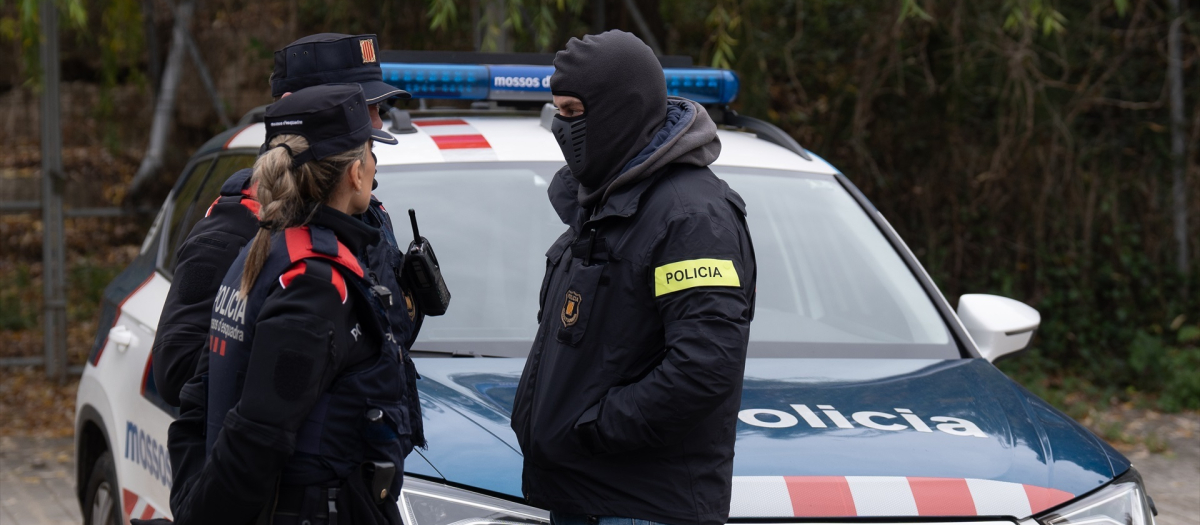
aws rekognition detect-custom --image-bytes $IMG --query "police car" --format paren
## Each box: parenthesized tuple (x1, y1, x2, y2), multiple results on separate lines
(76, 54, 1156, 525)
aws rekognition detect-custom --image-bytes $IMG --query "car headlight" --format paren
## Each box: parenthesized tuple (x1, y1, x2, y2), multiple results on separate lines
(1035, 469, 1155, 525)
(400, 476, 550, 525)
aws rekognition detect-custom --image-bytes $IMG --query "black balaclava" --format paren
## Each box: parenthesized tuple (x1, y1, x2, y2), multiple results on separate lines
(551, 30, 666, 206)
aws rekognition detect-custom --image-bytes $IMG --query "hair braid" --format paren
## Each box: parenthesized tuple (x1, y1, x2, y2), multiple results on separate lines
(239, 135, 368, 295)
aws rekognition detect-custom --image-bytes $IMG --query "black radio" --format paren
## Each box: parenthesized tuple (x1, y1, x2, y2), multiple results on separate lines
(401, 209, 451, 316)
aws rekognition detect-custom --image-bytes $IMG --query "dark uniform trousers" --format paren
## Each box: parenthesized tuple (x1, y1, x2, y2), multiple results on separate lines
(512, 163, 756, 525)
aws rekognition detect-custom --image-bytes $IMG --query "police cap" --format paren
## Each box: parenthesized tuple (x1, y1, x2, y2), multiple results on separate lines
(271, 33, 410, 103)
(264, 84, 396, 167)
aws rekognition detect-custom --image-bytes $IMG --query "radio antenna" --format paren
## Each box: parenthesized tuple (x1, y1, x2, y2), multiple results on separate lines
(408, 209, 421, 242)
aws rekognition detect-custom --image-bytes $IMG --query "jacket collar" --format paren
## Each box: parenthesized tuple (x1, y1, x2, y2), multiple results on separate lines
(311, 205, 380, 256)
(549, 167, 662, 230)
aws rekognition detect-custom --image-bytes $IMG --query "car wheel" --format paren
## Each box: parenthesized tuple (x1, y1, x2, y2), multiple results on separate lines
(83, 451, 122, 525)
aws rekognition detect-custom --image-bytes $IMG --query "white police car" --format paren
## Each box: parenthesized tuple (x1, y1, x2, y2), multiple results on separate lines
(76, 55, 1156, 525)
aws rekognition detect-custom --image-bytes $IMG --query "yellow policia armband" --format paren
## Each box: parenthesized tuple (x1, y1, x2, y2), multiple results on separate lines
(654, 258, 740, 297)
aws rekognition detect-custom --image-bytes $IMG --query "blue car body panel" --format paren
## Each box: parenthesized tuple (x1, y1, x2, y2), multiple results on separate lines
(411, 357, 1125, 500)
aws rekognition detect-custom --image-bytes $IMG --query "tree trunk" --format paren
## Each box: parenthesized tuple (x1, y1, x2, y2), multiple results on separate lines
(184, 30, 232, 129)
(128, 0, 195, 198)
(1167, 0, 1188, 276)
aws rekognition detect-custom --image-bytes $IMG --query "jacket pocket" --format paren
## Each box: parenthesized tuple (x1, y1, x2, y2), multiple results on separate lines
(536, 234, 572, 323)
(554, 259, 606, 347)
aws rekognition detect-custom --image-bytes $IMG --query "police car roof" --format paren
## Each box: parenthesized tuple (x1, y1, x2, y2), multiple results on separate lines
(223, 115, 839, 175)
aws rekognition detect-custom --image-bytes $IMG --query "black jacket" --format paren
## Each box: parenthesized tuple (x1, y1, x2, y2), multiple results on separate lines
(152, 169, 425, 516)
(153, 170, 260, 408)
(154, 170, 424, 408)
(511, 163, 756, 525)
(173, 207, 386, 525)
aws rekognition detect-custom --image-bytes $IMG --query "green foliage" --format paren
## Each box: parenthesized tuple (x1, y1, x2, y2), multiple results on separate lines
(899, 0, 933, 23)
(0, 0, 88, 86)
(1128, 330, 1200, 412)
(66, 259, 122, 325)
(96, 0, 144, 151)
(705, 0, 739, 69)
(428, 0, 458, 31)
(0, 264, 37, 331)
(0, 261, 121, 334)
(1003, 0, 1066, 36)
(425, 0, 586, 52)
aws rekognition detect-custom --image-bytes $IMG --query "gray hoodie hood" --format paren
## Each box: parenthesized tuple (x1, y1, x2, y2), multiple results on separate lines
(581, 97, 722, 207)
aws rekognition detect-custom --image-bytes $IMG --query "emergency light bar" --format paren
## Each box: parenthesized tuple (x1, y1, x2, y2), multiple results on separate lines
(380, 63, 739, 105)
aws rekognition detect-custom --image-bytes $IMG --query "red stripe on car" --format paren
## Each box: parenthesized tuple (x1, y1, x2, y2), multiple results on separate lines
(122, 488, 139, 518)
(908, 477, 976, 516)
(413, 119, 468, 127)
(1024, 484, 1075, 514)
(431, 134, 491, 150)
(784, 476, 857, 517)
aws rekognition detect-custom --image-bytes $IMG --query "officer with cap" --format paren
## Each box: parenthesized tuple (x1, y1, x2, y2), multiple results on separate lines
(511, 30, 756, 525)
(169, 83, 410, 525)
(151, 33, 428, 518)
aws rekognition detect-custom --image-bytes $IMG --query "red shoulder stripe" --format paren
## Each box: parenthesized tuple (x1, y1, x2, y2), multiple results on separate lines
(203, 195, 261, 218)
(283, 226, 364, 277)
(278, 260, 348, 303)
(279, 261, 307, 289)
(330, 267, 348, 304)
(241, 198, 261, 216)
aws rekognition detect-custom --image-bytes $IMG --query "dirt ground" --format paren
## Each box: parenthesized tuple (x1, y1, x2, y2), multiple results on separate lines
(0, 383, 1196, 524)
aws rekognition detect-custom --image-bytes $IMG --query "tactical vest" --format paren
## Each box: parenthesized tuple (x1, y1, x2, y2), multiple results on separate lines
(206, 224, 414, 496)
(361, 197, 425, 448)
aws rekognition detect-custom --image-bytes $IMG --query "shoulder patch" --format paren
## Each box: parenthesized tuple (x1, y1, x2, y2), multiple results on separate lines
(654, 258, 740, 297)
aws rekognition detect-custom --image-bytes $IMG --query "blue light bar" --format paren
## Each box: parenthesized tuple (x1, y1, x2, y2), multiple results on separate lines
(380, 63, 490, 100)
(379, 63, 740, 105)
(664, 68, 739, 105)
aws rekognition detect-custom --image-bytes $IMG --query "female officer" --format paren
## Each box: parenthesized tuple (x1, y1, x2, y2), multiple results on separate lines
(172, 84, 411, 525)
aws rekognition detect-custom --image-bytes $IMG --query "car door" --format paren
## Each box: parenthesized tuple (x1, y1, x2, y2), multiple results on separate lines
(105, 155, 214, 520)
(109, 152, 256, 520)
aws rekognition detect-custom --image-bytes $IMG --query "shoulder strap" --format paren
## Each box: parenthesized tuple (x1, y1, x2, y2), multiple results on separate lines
(220, 169, 254, 197)
(205, 170, 260, 218)
(279, 258, 348, 304)
(282, 226, 365, 279)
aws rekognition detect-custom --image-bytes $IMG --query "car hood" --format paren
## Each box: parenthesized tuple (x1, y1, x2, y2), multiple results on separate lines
(411, 357, 1127, 517)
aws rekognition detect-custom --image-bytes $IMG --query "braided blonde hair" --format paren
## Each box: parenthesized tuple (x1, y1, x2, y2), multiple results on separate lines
(240, 134, 369, 295)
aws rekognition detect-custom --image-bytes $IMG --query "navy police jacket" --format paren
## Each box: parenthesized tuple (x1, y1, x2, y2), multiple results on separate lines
(153, 170, 423, 407)
(510, 164, 757, 525)
(151, 169, 424, 516)
(176, 207, 410, 525)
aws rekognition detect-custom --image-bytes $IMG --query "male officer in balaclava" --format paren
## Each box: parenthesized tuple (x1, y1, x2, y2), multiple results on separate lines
(511, 30, 757, 525)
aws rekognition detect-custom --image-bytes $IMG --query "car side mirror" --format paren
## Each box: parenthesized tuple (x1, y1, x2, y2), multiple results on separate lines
(957, 294, 1040, 362)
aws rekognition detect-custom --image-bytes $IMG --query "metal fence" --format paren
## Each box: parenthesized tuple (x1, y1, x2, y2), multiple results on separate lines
(0, 1, 152, 381)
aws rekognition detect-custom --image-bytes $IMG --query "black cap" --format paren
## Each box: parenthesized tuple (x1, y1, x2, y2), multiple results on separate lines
(271, 33, 410, 103)
(264, 84, 396, 167)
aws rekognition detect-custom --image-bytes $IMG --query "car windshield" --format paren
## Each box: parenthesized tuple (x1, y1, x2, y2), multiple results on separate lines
(373, 162, 957, 359)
